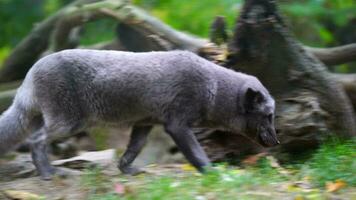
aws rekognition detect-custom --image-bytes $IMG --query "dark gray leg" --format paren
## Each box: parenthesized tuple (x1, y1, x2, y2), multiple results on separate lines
(164, 122, 210, 172)
(119, 125, 152, 175)
(28, 130, 55, 180)
(29, 122, 82, 180)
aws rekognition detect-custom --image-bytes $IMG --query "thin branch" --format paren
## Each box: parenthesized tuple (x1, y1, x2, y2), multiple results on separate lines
(98, 4, 207, 51)
(332, 73, 356, 110)
(305, 43, 356, 66)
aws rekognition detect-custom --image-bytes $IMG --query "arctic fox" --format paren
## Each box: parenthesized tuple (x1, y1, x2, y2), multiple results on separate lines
(0, 50, 278, 179)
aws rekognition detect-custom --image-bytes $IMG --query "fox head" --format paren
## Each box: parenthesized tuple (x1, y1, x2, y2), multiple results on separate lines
(231, 82, 279, 147)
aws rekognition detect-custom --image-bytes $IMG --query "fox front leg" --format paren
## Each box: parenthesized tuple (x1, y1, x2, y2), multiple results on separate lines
(164, 122, 210, 172)
(119, 125, 152, 175)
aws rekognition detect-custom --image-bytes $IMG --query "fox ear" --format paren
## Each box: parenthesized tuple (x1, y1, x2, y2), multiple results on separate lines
(243, 87, 264, 112)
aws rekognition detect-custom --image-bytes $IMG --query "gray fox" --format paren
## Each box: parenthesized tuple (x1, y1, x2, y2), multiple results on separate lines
(0, 50, 278, 180)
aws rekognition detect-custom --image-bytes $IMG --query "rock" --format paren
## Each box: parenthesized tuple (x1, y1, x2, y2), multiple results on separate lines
(52, 149, 116, 169)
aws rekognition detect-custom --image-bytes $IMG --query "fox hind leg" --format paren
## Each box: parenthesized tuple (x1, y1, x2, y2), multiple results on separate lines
(28, 129, 55, 180)
(28, 117, 84, 180)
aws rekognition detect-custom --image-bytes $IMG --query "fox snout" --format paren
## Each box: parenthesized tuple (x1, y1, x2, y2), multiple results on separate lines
(258, 127, 280, 147)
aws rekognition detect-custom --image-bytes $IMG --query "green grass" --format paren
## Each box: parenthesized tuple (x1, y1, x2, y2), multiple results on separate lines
(81, 162, 287, 200)
(300, 138, 356, 187)
(81, 139, 355, 200)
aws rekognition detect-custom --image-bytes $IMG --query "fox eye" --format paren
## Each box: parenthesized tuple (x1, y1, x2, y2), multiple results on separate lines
(267, 114, 273, 123)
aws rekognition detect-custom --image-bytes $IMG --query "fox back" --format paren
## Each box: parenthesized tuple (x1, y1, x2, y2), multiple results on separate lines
(28, 50, 250, 127)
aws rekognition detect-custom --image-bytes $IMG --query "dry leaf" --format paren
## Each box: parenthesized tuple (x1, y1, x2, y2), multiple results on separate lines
(326, 179, 346, 192)
(266, 156, 291, 176)
(114, 183, 125, 195)
(215, 53, 227, 61)
(181, 164, 196, 171)
(3, 190, 43, 200)
(294, 195, 304, 200)
(287, 184, 303, 192)
(242, 152, 267, 166)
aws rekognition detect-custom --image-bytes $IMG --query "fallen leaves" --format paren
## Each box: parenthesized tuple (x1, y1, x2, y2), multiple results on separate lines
(266, 156, 291, 176)
(325, 179, 347, 192)
(181, 164, 196, 171)
(242, 153, 291, 177)
(113, 182, 136, 196)
(294, 194, 304, 200)
(242, 152, 267, 166)
(114, 183, 125, 195)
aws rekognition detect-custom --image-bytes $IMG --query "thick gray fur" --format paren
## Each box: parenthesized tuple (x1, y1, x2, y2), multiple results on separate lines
(0, 50, 278, 179)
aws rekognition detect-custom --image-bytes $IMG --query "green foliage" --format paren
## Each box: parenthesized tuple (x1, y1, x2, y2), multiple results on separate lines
(0, 0, 43, 47)
(0, 0, 71, 64)
(1, 0, 355, 71)
(301, 138, 356, 187)
(132, 0, 356, 71)
(43, 0, 61, 15)
(79, 19, 117, 46)
(132, 0, 356, 47)
(133, 0, 242, 38)
(280, 0, 356, 46)
(0, 46, 11, 65)
(0, 0, 70, 48)
(1, 0, 355, 48)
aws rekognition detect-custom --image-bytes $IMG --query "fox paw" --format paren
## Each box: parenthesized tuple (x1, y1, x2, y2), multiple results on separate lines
(119, 166, 145, 175)
(39, 167, 81, 180)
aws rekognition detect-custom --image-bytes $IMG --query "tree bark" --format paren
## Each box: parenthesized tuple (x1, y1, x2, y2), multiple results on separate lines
(225, 0, 355, 137)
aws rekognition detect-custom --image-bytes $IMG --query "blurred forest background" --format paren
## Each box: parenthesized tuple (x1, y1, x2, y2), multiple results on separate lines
(1, 0, 355, 72)
(0, 0, 355, 170)
(0, 1, 355, 199)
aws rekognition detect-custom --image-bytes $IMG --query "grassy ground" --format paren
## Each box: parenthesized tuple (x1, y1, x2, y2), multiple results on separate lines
(81, 139, 355, 200)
